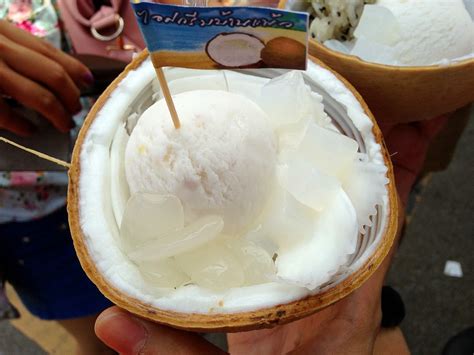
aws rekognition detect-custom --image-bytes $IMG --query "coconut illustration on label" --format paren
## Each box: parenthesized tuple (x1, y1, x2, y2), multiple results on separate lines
(206, 33, 265, 68)
(67, 51, 398, 331)
(206, 33, 307, 69)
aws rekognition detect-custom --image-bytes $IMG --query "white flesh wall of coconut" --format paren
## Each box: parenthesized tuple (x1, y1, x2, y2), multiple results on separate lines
(78, 58, 390, 314)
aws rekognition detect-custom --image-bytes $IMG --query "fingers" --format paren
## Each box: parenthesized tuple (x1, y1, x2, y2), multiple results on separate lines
(0, 97, 36, 136)
(0, 62, 74, 133)
(0, 20, 93, 87)
(0, 34, 81, 115)
(95, 306, 226, 355)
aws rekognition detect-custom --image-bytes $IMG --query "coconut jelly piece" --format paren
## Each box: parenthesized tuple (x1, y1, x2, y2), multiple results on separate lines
(128, 214, 224, 262)
(120, 193, 184, 252)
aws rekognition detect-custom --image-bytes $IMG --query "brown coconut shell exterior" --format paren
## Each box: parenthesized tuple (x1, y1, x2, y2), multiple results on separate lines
(278, 0, 474, 123)
(67, 50, 398, 332)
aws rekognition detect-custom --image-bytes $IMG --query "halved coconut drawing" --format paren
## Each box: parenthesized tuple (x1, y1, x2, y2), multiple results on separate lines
(68, 50, 398, 332)
(206, 33, 264, 68)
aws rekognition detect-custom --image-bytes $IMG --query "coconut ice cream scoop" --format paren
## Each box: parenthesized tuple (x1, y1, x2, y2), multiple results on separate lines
(125, 90, 276, 233)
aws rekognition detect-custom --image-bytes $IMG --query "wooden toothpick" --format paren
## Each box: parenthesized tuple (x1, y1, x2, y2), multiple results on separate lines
(0, 137, 71, 169)
(133, 0, 181, 129)
(154, 65, 181, 129)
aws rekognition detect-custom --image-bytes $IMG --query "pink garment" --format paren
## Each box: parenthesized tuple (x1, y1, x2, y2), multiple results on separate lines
(9, 172, 39, 186)
(58, 0, 144, 62)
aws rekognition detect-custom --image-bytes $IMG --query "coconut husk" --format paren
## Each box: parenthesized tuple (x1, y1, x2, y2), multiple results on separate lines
(67, 50, 398, 332)
(279, 0, 474, 123)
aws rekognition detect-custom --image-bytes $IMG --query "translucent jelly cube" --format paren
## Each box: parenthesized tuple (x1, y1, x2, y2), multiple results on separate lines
(120, 193, 183, 251)
(296, 123, 359, 180)
(137, 258, 190, 288)
(354, 5, 401, 46)
(225, 239, 276, 285)
(259, 71, 314, 128)
(278, 158, 341, 212)
(175, 242, 245, 290)
(128, 215, 224, 262)
(263, 187, 317, 249)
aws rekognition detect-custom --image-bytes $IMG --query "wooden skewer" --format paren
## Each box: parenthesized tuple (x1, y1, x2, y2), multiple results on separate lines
(0, 137, 71, 169)
(134, 0, 181, 129)
(154, 66, 181, 129)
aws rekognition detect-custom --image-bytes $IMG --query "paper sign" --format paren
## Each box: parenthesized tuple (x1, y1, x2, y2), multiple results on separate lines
(131, 2, 308, 70)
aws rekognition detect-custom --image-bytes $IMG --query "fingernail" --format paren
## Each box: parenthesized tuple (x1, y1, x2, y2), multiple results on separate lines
(96, 310, 147, 354)
(82, 71, 95, 86)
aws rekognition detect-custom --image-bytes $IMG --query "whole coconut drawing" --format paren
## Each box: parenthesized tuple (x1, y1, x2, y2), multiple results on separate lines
(261, 37, 306, 69)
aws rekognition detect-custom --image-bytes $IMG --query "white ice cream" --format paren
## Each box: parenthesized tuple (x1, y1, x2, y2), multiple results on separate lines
(125, 90, 277, 234)
(320, 0, 474, 66)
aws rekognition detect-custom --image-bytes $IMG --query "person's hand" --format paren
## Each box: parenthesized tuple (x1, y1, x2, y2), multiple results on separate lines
(380, 114, 448, 206)
(95, 306, 227, 354)
(0, 20, 94, 136)
(228, 264, 386, 355)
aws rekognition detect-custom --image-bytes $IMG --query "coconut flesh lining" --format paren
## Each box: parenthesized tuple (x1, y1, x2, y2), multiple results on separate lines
(78, 58, 390, 314)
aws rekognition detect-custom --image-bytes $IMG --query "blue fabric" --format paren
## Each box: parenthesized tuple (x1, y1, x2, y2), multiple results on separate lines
(0, 207, 112, 320)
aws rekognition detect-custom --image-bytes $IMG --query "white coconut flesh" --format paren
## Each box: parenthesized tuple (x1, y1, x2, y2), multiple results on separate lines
(79, 58, 390, 314)
(206, 33, 264, 67)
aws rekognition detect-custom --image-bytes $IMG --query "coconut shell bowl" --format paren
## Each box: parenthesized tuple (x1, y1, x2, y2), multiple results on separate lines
(67, 50, 398, 332)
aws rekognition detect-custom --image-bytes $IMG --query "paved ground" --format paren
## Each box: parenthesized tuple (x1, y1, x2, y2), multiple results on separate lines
(0, 322, 45, 355)
(0, 111, 472, 354)
(386, 111, 474, 354)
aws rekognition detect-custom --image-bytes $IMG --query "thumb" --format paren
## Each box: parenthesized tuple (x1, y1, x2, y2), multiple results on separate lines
(95, 306, 226, 355)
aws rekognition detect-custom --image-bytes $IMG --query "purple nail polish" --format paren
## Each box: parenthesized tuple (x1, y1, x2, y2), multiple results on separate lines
(82, 71, 95, 86)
